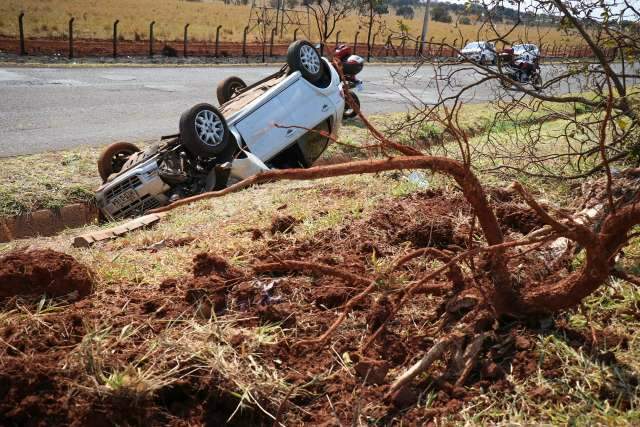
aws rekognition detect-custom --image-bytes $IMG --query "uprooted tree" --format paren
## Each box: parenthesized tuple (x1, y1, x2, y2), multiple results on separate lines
(154, 0, 640, 401)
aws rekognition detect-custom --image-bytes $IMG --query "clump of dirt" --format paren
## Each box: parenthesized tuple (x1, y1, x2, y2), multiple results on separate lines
(367, 190, 472, 249)
(366, 296, 393, 331)
(313, 286, 353, 308)
(270, 214, 301, 234)
(256, 302, 297, 327)
(396, 216, 455, 248)
(495, 203, 545, 235)
(192, 253, 242, 279)
(184, 276, 228, 317)
(0, 249, 93, 299)
(354, 357, 390, 384)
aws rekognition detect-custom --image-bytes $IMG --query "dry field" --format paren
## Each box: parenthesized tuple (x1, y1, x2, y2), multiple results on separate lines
(0, 0, 581, 47)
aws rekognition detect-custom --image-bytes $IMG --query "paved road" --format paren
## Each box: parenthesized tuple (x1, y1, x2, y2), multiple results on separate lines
(0, 63, 635, 157)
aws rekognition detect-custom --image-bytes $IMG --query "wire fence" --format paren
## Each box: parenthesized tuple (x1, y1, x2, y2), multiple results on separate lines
(1, 13, 603, 61)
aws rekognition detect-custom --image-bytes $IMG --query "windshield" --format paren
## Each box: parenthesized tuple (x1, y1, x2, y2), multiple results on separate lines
(464, 42, 481, 49)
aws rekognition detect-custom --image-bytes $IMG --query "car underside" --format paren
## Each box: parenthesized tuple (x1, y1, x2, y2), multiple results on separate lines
(95, 40, 345, 221)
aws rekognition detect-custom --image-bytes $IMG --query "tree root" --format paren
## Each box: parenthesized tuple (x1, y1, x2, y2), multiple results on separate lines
(254, 259, 377, 348)
(385, 333, 461, 399)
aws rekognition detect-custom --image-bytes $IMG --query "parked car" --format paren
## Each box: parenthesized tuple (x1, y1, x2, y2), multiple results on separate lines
(95, 40, 345, 220)
(512, 43, 540, 63)
(458, 41, 497, 65)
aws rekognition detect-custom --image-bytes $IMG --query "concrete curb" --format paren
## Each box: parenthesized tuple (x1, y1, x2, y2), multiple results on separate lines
(0, 203, 99, 242)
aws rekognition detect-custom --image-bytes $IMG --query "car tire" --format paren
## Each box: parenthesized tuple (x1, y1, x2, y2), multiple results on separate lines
(287, 40, 324, 83)
(480, 54, 486, 65)
(97, 141, 140, 183)
(343, 92, 360, 119)
(216, 76, 247, 105)
(179, 103, 230, 158)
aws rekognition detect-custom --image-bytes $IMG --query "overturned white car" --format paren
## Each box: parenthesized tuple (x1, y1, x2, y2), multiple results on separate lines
(95, 41, 345, 220)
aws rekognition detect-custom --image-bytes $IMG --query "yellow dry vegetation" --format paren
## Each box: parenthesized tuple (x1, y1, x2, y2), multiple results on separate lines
(1, 0, 580, 46)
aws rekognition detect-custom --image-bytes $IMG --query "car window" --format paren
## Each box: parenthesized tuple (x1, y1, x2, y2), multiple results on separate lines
(465, 42, 480, 49)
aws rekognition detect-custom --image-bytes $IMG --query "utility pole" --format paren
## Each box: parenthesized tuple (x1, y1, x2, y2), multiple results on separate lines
(419, 0, 431, 55)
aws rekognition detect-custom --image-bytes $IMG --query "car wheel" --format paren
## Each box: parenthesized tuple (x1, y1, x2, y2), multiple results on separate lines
(343, 92, 360, 119)
(216, 76, 247, 105)
(179, 103, 230, 158)
(287, 40, 324, 83)
(480, 55, 486, 65)
(97, 141, 140, 183)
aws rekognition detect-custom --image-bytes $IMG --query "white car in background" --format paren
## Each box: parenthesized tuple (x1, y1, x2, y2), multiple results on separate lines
(459, 41, 497, 65)
(512, 43, 540, 63)
(95, 40, 345, 220)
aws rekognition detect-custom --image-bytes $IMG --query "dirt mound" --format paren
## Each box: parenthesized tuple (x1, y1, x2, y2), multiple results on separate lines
(0, 249, 93, 299)
(495, 202, 545, 235)
(270, 214, 301, 234)
(192, 252, 242, 279)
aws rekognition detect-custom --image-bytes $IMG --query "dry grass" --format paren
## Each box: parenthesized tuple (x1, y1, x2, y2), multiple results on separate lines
(2, 162, 640, 424)
(0, 0, 581, 46)
(0, 96, 585, 218)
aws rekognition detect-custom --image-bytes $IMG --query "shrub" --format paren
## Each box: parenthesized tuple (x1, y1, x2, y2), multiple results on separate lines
(396, 5, 414, 19)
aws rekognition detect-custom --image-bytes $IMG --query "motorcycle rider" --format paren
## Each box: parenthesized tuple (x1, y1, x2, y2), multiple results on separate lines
(512, 47, 536, 83)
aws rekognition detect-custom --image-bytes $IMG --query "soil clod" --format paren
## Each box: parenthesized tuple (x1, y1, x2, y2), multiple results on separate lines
(0, 249, 93, 299)
(270, 215, 301, 234)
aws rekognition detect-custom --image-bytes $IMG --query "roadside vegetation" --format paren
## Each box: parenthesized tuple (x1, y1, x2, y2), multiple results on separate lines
(0, 94, 595, 218)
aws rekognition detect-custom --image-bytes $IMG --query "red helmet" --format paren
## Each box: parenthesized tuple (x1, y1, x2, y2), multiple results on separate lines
(334, 44, 352, 59)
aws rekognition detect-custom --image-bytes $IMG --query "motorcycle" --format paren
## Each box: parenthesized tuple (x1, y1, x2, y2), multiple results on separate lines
(333, 44, 365, 119)
(498, 49, 543, 91)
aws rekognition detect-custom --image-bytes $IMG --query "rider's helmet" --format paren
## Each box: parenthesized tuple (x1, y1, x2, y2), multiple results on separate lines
(334, 44, 352, 59)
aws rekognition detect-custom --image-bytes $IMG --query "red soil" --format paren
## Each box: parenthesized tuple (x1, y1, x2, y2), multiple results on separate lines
(0, 249, 93, 299)
(0, 190, 623, 425)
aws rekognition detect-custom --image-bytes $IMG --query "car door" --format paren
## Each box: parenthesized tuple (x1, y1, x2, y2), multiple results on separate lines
(235, 76, 333, 162)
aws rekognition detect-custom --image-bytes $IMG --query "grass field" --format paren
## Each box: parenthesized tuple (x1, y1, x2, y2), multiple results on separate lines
(0, 0, 581, 47)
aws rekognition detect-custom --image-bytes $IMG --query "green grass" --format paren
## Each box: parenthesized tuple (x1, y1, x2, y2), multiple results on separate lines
(0, 145, 102, 216)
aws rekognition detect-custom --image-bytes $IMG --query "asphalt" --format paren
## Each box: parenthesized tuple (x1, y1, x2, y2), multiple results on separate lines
(0, 63, 636, 157)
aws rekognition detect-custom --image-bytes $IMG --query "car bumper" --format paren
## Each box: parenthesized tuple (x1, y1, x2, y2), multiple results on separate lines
(95, 157, 170, 220)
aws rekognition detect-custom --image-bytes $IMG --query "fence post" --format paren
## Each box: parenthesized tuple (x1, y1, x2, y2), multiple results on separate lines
(438, 37, 445, 57)
(386, 34, 393, 57)
(368, 33, 377, 61)
(335, 30, 341, 48)
(293, 28, 299, 42)
(113, 20, 119, 58)
(414, 39, 419, 56)
(215, 25, 222, 57)
(451, 38, 457, 57)
(353, 31, 359, 55)
(149, 21, 155, 57)
(18, 13, 26, 55)
(270, 27, 276, 57)
(68, 17, 74, 59)
(183, 23, 189, 57)
(401, 36, 405, 56)
(242, 26, 248, 58)
(428, 36, 435, 56)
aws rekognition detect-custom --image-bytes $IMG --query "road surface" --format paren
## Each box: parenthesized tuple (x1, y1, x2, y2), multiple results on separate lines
(0, 63, 634, 157)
